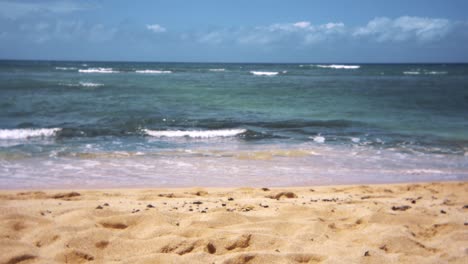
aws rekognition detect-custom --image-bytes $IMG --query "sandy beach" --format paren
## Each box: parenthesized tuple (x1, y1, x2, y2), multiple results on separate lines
(0, 181, 466, 263)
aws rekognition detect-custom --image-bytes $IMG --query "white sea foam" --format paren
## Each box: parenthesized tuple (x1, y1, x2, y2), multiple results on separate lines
(79, 82, 104, 87)
(426, 71, 447, 75)
(135, 69, 172, 74)
(250, 71, 279, 76)
(351, 137, 360, 143)
(144, 129, 246, 138)
(405, 169, 444, 174)
(311, 135, 326, 143)
(55, 67, 77, 70)
(316, 64, 360, 69)
(209, 68, 225, 72)
(60, 82, 104, 87)
(404, 71, 448, 75)
(0, 128, 61, 139)
(404, 71, 421, 75)
(79, 68, 118, 73)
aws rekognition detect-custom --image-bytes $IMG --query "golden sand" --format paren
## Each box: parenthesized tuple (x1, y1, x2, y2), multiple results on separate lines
(0, 182, 467, 263)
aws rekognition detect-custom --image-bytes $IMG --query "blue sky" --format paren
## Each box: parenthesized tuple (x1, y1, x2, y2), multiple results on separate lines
(0, 0, 467, 62)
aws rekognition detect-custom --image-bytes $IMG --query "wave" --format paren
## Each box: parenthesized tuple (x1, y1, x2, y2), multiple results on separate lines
(209, 68, 225, 72)
(316, 64, 360, 69)
(403, 71, 421, 75)
(250, 71, 279, 76)
(55, 67, 77, 70)
(144, 129, 247, 138)
(79, 68, 118, 73)
(59, 82, 104, 87)
(311, 135, 326, 143)
(426, 71, 447, 75)
(135, 69, 172, 74)
(79, 82, 104, 87)
(404, 71, 448, 75)
(0, 128, 61, 139)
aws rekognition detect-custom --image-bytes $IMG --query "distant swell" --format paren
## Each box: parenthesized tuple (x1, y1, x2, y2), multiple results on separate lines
(135, 69, 172, 74)
(79, 68, 118, 73)
(0, 128, 61, 139)
(144, 129, 247, 138)
(250, 71, 279, 76)
(316, 64, 360, 69)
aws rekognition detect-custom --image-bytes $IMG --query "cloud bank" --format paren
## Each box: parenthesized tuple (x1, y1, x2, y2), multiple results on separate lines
(1, 9, 467, 62)
(354, 16, 452, 42)
(194, 16, 460, 46)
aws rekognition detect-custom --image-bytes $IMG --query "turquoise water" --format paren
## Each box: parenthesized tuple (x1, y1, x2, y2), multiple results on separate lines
(1, 60, 467, 188)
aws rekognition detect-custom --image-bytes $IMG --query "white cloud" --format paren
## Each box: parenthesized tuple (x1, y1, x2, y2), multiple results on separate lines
(194, 17, 458, 46)
(353, 16, 452, 42)
(146, 24, 166, 33)
(293, 21, 311, 29)
(198, 21, 346, 45)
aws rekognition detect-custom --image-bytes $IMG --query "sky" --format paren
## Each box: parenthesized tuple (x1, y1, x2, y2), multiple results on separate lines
(0, 0, 467, 62)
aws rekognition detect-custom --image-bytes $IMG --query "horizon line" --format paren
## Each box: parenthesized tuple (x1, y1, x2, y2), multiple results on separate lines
(1, 58, 468, 64)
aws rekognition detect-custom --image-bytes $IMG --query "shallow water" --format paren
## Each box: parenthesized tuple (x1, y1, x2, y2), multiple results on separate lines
(1, 60, 467, 188)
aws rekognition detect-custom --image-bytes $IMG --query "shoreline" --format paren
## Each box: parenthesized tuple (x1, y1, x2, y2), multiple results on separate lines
(1, 181, 466, 263)
(0, 178, 464, 191)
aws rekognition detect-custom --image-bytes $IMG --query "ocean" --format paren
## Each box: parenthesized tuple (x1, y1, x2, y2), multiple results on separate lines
(0, 60, 467, 188)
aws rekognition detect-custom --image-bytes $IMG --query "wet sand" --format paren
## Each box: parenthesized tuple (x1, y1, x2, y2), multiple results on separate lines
(0, 181, 467, 263)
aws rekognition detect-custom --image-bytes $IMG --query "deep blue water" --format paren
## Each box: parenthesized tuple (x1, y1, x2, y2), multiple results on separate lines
(1, 60, 467, 188)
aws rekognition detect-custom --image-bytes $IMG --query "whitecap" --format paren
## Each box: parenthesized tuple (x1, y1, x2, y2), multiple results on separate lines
(209, 68, 225, 72)
(425, 71, 447, 75)
(250, 71, 279, 76)
(143, 129, 246, 138)
(55, 67, 77, 70)
(79, 82, 104, 87)
(59, 83, 80, 87)
(0, 128, 61, 139)
(59, 82, 103, 87)
(316, 64, 360, 69)
(135, 69, 172, 74)
(79, 68, 118, 73)
(311, 135, 325, 143)
(351, 137, 360, 143)
(404, 71, 421, 75)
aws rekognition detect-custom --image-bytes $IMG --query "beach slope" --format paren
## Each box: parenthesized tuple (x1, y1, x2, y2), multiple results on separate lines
(0, 182, 467, 263)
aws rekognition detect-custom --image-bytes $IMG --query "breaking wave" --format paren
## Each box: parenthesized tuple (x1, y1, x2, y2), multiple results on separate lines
(135, 69, 172, 74)
(250, 71, 279, 76)
(0, 128, 62, 139)
(143, 129, 247, 138)
(404, 71, 448, 75)
(316, 65, 360, 69)
(79, 68, 118, 73)
(59, 82, 104, 87)
(55, 67, 77, 70)
(403, 71, 421, 75)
